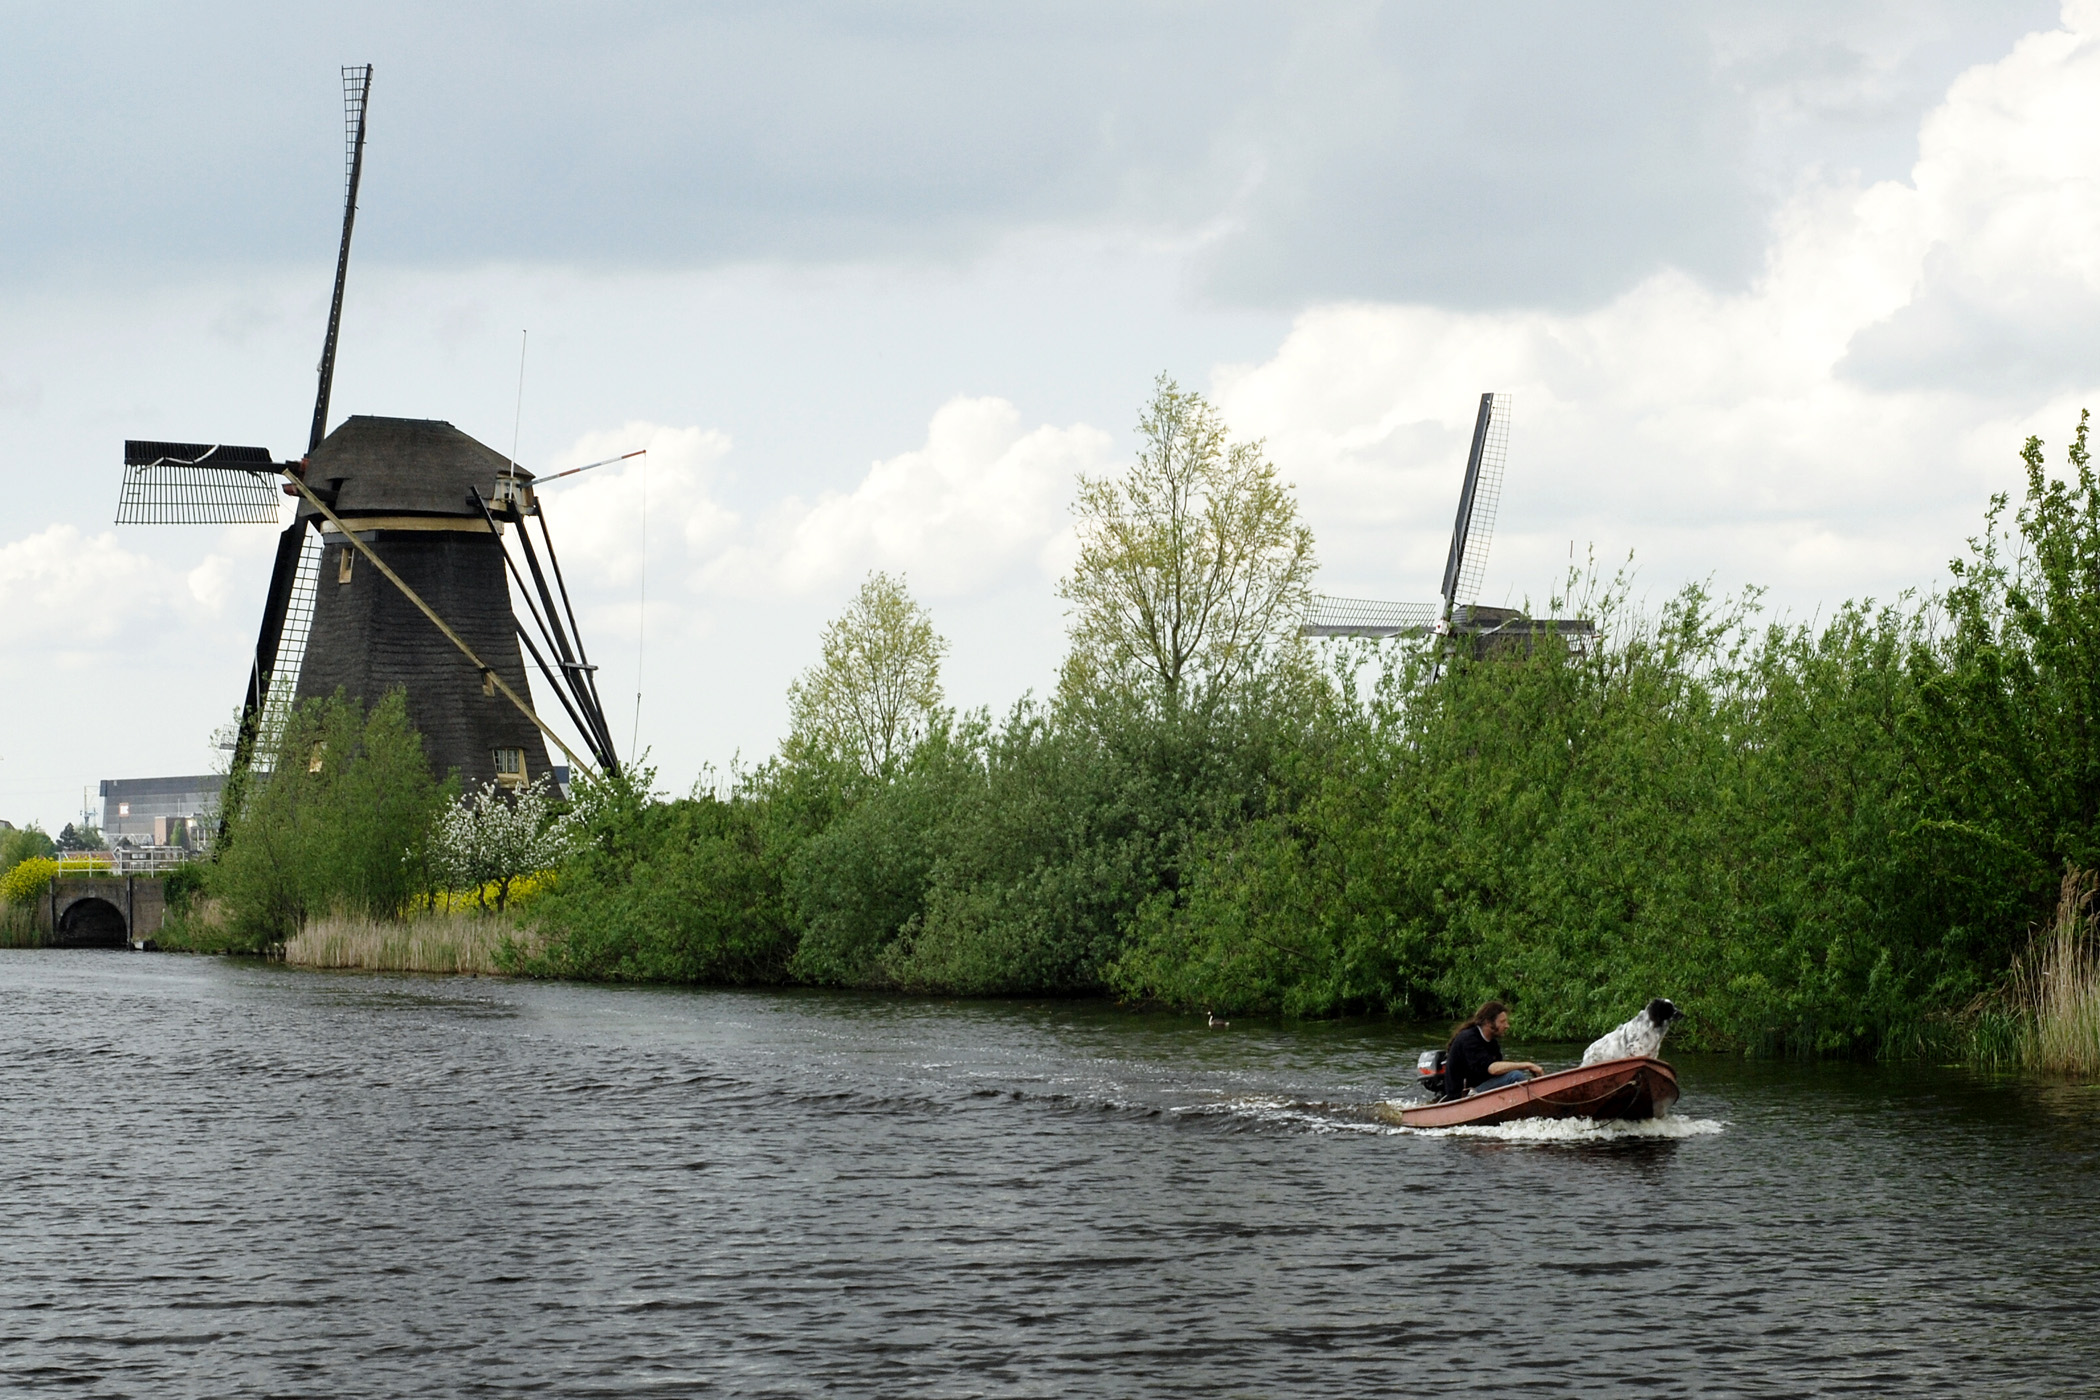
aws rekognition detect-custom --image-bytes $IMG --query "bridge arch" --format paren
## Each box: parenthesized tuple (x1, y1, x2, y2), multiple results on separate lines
(54, 895, 129, 948)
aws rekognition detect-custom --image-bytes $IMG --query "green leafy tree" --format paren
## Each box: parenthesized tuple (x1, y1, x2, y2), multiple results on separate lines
(0, 823, 56, 877)
(1059, 376, 1316, 713)
(211, 690, 453, 946)
(787, 571, 948, 778)
(55, 822, 107, 852)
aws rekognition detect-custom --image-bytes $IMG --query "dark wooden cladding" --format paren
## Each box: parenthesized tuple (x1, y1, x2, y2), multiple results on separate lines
(296, 528, 543, 790)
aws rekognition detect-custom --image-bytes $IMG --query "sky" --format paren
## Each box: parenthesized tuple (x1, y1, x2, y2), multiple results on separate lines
(3, 1, 2096, 828)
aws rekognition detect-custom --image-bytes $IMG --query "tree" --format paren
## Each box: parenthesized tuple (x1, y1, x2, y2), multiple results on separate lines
(55, 822, 107, 852)
(1059, 376, 1316, 711)
(0, 823, 57, 876)
(787, 571, 948, 777)
(434, 775, 576, 914)
(212, 690, 452, 945)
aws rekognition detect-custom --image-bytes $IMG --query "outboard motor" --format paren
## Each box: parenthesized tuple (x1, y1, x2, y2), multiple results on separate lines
(1415, 1049, 1449, 1099)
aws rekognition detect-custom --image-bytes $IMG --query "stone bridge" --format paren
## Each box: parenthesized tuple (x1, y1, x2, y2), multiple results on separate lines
(35, 875, 170, 949)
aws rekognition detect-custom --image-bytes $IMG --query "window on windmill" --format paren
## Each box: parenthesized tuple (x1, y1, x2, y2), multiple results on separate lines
(309, 742, 327, 773)
(493, 748, 526, 789)
(337, 545, 354, 584)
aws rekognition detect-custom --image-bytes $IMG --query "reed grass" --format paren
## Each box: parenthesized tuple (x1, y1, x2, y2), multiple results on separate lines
(284, 910, 530, 976)
(2005, 868, 2100, 1075)
(0, 901, 41, 948)
(1973, 868, 2100, 1075)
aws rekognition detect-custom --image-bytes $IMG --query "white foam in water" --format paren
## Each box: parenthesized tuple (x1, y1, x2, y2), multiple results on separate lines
(1397, 1110, 1727, 1144)
(1178, 1096, 1392, 1134)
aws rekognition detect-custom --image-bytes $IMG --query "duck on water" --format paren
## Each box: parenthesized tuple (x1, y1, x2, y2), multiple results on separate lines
(1388, 999, 1684, 1130)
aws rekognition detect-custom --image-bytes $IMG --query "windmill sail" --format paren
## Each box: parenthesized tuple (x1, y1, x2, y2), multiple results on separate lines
(1299, 389, 1587, 651)
(1301, 596, 1438, 637)
(310, 64, 372, 453)
(248, 527, 324, 772)
(232, 62, 372, 774)
(116, 442, 282, 524)
(1437, 392, 1510, 617)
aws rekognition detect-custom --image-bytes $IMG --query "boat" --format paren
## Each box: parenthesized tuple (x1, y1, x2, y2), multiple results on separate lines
(1388, 1056, 1680, 1129)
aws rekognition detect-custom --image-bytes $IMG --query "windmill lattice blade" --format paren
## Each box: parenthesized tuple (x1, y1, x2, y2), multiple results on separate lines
(1452, 393, 1510, 606)
(1300, 595, 1439, 638)
(116, 442, 282, 524)
(310, 63, 373, 453)
(249, 527, 324, 772)
(339, 65, 371, 205)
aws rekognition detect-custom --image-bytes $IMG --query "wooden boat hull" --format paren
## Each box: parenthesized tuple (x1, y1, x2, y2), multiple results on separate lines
(1395, 1056, 1680, 1129)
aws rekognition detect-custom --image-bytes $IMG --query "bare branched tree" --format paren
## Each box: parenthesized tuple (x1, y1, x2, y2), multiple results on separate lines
(1059, 376, 1316, 709)
(788, 572, 948, 776)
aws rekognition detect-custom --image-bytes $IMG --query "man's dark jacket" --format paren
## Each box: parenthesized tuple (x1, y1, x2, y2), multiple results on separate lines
(1442, 1024, 1504, 1101)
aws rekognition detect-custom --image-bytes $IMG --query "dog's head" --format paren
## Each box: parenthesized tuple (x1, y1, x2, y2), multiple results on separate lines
(1645, 998, 1681, 1029)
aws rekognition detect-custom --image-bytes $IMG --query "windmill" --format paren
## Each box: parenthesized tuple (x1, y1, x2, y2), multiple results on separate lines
(1301, 392, 1594, 652)
(113, 66, 619, 790)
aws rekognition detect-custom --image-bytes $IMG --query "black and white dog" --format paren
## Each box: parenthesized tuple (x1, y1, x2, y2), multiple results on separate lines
(1580, 998, 1682, 1065)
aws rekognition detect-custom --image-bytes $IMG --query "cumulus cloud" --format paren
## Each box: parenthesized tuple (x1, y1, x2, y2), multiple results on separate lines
(0, 526, 176, 646)
(545, 398, 1106, 610)
(533, 423, 737, 588)
(1215, 2, 2100, 613)
(705, 397, 1108, 599)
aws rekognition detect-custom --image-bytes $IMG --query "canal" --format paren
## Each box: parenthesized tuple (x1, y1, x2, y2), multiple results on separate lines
(2, 950, 2093, 1396)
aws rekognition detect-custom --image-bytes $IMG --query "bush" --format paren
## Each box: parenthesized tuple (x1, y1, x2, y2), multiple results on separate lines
(511, 766, 795, 982)
(1, 824, 56, 877)
(210, 690, 452, 948)
(0, 855, 58, 909)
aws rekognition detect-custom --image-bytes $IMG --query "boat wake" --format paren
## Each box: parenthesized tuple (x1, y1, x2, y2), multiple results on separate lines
(1400, 1112, 1727, 1143)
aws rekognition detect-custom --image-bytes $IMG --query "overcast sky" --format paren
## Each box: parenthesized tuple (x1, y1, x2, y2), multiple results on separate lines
(3, 1, 2095, 828)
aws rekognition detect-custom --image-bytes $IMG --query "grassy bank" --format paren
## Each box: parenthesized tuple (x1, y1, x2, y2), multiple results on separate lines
(283, 911, 525, 976)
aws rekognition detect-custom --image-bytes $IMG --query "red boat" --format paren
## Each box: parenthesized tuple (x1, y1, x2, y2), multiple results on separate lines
(1392, 1056, 1680, 1129)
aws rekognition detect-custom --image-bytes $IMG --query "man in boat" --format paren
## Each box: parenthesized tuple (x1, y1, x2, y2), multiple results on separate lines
(1442, 1001, 1544, 1099)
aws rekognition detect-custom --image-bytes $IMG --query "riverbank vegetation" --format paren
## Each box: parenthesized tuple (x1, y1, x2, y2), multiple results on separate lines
(283, 910, 520, 975)
(178, 381, 2100, 1066)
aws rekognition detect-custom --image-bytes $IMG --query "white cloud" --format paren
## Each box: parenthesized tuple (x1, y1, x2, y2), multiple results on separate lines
(0, 526, 174, 646)
(545, 398, 1108, 606)
(1215, 2, 2100, 613)
(531, 422, 737, 587)
(710, 396, 1109, 598)
(185, 552, 238, 611)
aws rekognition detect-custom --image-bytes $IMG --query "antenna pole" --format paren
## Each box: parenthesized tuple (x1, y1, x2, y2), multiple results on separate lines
(1438, 392, 1496, 623)
(633, 449, 647, 758)
(509, 329, 528, 469)
(309, 64, 373, 454)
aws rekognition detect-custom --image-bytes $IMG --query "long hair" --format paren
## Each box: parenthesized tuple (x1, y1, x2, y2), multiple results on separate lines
(1450, 999, 1508, 1039)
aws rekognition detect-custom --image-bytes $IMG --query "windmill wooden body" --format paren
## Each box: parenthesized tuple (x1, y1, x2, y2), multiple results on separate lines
(112, 66, 617, 790)
(1302, 392, 1595, 653)
(291, 416, 550, 787)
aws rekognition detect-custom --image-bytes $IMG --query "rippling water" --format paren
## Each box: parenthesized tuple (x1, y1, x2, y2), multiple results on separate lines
(3, 951, 2095, 1396)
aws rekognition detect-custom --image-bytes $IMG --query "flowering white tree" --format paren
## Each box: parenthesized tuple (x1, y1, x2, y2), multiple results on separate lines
(433, 775, 575, 914)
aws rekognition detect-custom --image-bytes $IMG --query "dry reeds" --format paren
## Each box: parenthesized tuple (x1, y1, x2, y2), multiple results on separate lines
(1995, 867, 2100, 1076)
(284, 910, 530, 976)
